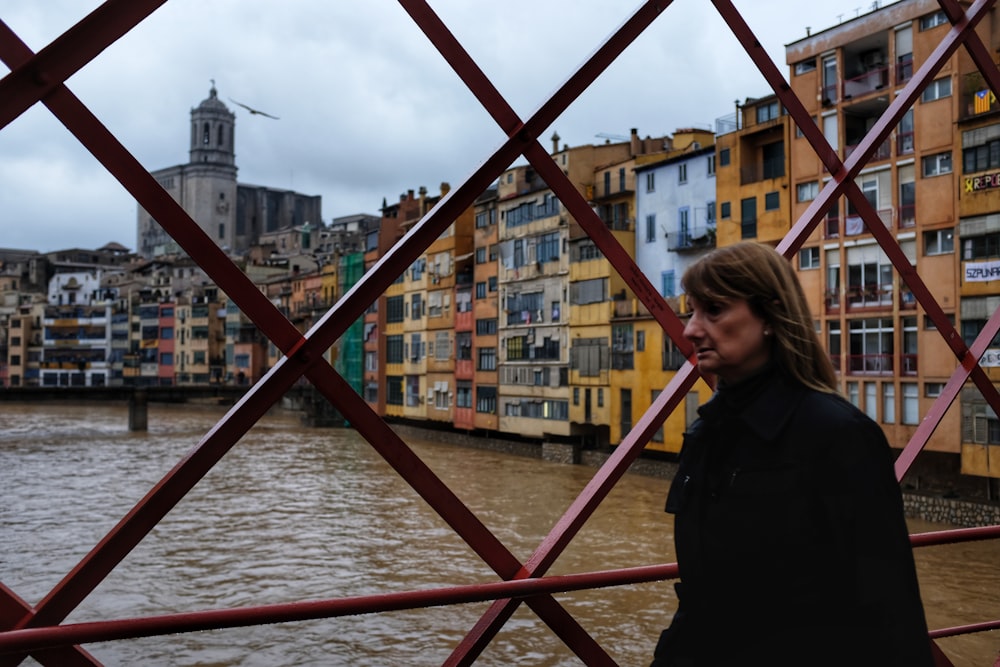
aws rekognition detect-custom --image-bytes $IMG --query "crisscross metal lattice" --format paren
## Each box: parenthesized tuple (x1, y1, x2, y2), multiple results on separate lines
(1, 1, 999, 665)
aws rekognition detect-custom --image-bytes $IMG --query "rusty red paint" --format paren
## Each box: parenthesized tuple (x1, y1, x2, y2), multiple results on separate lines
(0, 0, 997, 664)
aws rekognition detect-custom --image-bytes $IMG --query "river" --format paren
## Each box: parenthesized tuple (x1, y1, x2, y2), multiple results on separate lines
(0, 403, 997, 666)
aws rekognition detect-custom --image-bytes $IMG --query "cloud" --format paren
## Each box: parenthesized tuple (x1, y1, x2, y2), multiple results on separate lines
(1, 0, 886, 252)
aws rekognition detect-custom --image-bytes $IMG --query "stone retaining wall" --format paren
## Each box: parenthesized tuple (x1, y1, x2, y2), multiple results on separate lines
(391, 424, 998, 528)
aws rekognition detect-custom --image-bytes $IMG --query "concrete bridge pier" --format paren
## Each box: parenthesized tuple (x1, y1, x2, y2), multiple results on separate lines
(128, 389, 148, 431)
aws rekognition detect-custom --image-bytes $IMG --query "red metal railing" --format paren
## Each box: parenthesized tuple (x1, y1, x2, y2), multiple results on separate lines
(1, 0, 999, 666)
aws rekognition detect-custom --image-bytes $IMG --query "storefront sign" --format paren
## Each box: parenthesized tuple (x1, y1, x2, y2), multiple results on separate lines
(965, 259, 1000, 282)
(979, 349, 1000, 367)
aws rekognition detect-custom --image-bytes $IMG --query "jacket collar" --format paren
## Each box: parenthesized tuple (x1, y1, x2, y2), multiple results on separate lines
(698, 370, 805, 444)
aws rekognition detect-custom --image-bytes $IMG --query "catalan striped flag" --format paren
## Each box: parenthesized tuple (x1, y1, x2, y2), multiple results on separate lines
(975, 89, 995, 114)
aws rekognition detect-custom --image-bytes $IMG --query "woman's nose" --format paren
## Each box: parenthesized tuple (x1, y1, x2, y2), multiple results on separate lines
(683, 314, 700, 340)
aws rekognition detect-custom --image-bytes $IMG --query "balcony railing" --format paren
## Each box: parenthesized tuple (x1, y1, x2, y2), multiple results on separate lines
(896, 131, 914, 156)
(847, 353, 894, 375)
(846, 283, 893, 309)
(902, 354, 918, 375)
(824, 211, 840, 239)
(845, 208, 893, 235)
(843, 65, 890, 99)
(896, 55, 914, 84)
(898, 204, 916, 229)
(668, 225, 716, 252)
(740, 157, 785, 184)
(845, 138, 891, 162)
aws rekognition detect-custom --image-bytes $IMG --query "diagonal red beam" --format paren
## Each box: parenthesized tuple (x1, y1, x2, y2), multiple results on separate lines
(0, 36, 586, 667)
(0, 0, 167, 130)
(397, 1, 700, 662)
(715, 0, 1000, 478)
(449, 366, 701, 665)
(0, 6, 638, 661)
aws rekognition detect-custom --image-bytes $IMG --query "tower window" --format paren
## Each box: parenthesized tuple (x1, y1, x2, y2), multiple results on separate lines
(203, 122, 210, 145)
(217, 124, 224, 146)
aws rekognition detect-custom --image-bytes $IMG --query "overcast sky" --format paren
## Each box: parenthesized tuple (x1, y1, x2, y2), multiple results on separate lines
(1, 0, 891, 253)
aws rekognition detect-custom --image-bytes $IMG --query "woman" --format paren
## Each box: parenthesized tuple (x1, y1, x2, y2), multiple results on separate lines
(651, 242, 933, 666)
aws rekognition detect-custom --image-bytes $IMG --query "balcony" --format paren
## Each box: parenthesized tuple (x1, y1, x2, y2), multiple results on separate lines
(902, 353, 918, 376)
(847, 353, 893, 375)
(846, 283, 893, 309)
(740, 157, 785, 184)
(843, 65, 890, 100)
(844, 208, 893, 235)
(844, 138, 891, 163)
(668, 225, 716, 252)
(824, 211, 840, 239)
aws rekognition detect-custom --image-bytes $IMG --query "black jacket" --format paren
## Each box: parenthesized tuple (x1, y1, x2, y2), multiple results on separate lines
(652, 367, 933, 667)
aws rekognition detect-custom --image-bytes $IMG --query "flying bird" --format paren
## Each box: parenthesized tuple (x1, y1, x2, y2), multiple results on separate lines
(228, 98, 280, 119)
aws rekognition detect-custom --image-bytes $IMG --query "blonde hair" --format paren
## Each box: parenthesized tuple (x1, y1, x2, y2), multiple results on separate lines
(681, 242, 838, 393)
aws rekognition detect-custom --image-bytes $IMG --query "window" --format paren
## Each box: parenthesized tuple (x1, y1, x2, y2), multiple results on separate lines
(646, 172, 655, 192)
(883, 383, 896, 424)
(619, 167, 626, 191)
(922, 152, 952, 177)
(925, 382, 944, 397)
(719, 148, 730, 167)
(386, 295, 404, 323)
(720, 201, 731, 219)
(476, 385, 497, 413)
(794, 59, 817, 75)
(456, 332, 471, 360)
(475, 247, 487, 264)
(386, 335, 404, 363)
(921, 77, 952, 102)
(411, 293, 423, 319)
(740, 197, 757, 238)
(678, 163, 688, 184)
(764, 191, 780, 211)
(661, 270, 676, 297)
(159, 352, 173, 366)
(570, 277, 607, 305)
(611, 324, 634, 370)
(797, 181, 819, 202)
(456, 381, 472, 408)
(435, 332, 450, 360)
(707, 154, 715, 175)
(477, 347, 497, 370)
(924, 228, 954, 255)
(475, 318, 497, 335)
(962, 231, 1000, 260)
(902, 383, 920, 424)
(969, 404, 1000, 444)
(386, 376, 404, 406)
(799, 247, 820, 269)
(961, 128, 1000, 174)
(646, 214, 656, 243)
(475, 282, 486, 299)
(756, 101, 780, 123)
(762, 141, 784, 179)
(919, 10, 948, 30)
(488, 276, 497, 292)
(864, 382, 878, 421)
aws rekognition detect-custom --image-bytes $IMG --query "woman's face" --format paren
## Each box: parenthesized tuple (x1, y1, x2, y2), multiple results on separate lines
(683, 295, 771, 384)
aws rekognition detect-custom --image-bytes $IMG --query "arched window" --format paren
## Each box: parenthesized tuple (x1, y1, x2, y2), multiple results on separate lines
(217, 124, 224, 146)
(202, 122, 210, 145)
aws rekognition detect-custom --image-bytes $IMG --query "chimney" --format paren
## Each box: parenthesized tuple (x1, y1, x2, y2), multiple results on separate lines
(440, 182, 451, 196)
(630, 128, 640, 156)
(551, 131, 561, 154)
